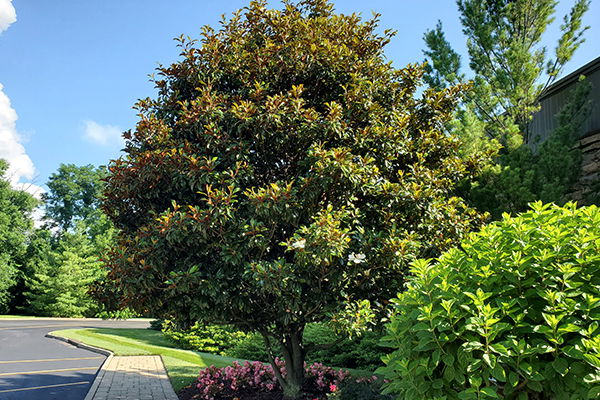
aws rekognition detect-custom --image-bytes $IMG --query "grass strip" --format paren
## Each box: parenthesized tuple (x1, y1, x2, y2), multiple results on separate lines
(51, 328, 238, 391)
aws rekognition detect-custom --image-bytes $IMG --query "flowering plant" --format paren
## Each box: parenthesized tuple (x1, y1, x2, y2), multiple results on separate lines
(196, 359, 360, 400)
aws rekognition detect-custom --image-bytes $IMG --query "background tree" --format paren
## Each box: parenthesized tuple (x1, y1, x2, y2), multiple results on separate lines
(458, 0, 589, 144)
(43, 163, 107, 232)
(26, 226, 104, 317)
(422, 20, 464, 91)
(425, 0, 590, 143)
(466, 78, 592, 216)
(0, 159, 37, 313)
(23, 163, 113, 316)
(422, 0, 592, 218)
(98, 1, 486, 398)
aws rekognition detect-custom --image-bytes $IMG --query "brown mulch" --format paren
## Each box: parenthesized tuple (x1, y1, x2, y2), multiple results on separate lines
(177, 384, 323, 400)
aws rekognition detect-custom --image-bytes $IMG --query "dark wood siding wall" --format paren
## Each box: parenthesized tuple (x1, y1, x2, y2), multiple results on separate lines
(527, 56, 600, 152)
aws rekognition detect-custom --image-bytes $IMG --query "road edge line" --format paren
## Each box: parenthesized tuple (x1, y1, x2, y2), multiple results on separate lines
(45, 332, 113, 400)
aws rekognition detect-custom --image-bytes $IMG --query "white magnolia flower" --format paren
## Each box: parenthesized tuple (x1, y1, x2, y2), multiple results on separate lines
(292, 238, 306, 249)
(348, 252, 366, 264)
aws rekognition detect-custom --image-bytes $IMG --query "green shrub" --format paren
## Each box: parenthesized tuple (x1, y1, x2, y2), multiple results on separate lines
(95, 307, 139, 320)
(227, 324, 388, 371)
(328, 380, 393, 400)
(304, 324, 387, 371)
(227, 331, 271, 361)
(162, 320, 387, 371)
(380, 202, 600, 400)
(162, 320, 250, 355)
(149, 319, 165, 331)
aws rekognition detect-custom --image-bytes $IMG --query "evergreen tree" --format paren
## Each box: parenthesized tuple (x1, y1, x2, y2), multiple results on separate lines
(26, 226, 104, 317)
(422, 0, 592, 218)
(422, 21, 463, 90)
(23, 164, 114, 316)
(454, 0, 589, 146)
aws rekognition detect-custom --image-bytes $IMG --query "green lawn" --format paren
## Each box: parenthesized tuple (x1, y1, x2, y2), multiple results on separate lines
(51, 328, 239, 391)
(0, 315, 42, 319)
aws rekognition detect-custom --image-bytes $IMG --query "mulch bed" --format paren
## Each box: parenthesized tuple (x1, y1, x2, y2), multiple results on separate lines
(177, 384, 325, 400)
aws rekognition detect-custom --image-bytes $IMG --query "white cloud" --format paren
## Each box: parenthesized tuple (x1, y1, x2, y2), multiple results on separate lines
(83, 120, 123, 146)
(0, 83, 36, 186)
(0, 0, 16, 33)
(0, 0, 41, 204)
(13, 181, 44, 200)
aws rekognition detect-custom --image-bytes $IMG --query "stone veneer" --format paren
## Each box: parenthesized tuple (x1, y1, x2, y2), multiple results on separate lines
(569, 131, 600, 203)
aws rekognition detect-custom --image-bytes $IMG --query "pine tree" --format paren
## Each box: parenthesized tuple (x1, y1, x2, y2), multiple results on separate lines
(23, 163, 114, 316)
(27, 226, 104, 317)
(422, 0, 592, 218)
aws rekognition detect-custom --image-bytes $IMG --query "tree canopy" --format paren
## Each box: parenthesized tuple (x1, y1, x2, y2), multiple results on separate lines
(98, 1, 486, 397)
(24, 163, 113, 317)
(43, 163, 107, 232)
(0, 159, 37, 313)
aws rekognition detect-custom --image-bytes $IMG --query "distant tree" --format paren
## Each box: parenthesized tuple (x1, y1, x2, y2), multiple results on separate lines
(422, 21, 464, 91)
(26, 227, 104, 317)
(422, 0, 592, 218)
(0, 159, 37, 313)
(425, 0, 590, 144)
(98, 1, 486, 398)
(43, 164, 107, 232)
(23, 163, 114, 316)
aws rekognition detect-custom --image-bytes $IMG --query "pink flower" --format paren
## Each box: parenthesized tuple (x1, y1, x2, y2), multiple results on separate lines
(329, 384, 337, 392)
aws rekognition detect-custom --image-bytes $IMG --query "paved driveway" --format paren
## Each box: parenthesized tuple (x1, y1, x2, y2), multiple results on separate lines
(0, 318, 150, 400)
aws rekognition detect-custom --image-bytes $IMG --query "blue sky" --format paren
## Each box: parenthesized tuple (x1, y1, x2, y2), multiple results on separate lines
(0, 0, 598, 197)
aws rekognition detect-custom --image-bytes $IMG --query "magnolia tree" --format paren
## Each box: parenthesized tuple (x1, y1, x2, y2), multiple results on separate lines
(98, 1, 485, 397)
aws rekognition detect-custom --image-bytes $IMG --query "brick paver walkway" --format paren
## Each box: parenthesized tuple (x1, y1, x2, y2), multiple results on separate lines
(85, 355, 178, 400)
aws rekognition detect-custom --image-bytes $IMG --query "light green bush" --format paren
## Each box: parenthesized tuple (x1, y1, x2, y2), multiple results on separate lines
(95, 307, 139, 319)
(380, 202, 600, 399)
(162, 321, 250, 355)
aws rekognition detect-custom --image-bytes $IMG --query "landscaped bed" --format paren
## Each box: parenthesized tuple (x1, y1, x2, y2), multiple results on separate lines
(51, 327, 383, 400)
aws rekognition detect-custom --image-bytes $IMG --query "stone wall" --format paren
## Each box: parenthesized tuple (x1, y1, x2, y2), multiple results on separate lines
(569, 131, 600, 203)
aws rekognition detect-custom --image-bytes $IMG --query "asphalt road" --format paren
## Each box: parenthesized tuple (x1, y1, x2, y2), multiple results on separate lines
(0, 318, 150, 400)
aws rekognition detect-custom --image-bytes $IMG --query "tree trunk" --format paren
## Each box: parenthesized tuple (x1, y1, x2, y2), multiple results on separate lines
(262, 326, 305, 400)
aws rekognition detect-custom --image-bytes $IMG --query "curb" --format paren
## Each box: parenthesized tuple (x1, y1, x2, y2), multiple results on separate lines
(46, 332, 113, 400)
(45, 332, 113, 357)
(82, 354, 112, 400)
(4, 317, 154, 321)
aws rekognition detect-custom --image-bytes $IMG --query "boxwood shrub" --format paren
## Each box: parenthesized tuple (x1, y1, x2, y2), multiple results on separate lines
(380, 202, 600, 399)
